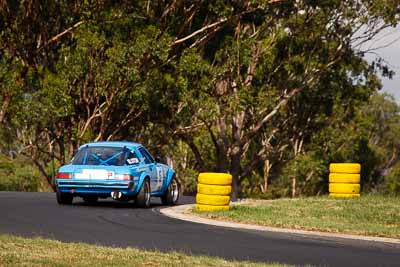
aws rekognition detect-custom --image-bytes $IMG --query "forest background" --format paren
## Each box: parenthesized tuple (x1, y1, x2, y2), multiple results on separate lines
(1, 0, 400, 199)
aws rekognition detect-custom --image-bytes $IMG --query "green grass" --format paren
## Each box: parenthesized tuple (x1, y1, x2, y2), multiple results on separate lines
(0, 235, 291, 267)
(194, 195, 400, 238)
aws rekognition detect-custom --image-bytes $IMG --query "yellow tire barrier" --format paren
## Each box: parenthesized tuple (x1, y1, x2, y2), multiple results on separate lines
(329, 163, 361, 174)
(329, 173, 360, 184)
(196, 193, 230, 206)
(329, 183, 360, 194)
(329, 193, 360, 198)
(196, 204, 230, 211)
(198, 173, 232, 185)
(196, 173, 232, 211)
(197, 184, 232, 196)
(329, 163, 361, 198)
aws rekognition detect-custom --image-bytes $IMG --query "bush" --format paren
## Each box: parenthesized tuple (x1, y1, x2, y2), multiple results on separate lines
(278, 153, 327, 197)
(0, 159, 41, 192)
(380, 162, 400, 194)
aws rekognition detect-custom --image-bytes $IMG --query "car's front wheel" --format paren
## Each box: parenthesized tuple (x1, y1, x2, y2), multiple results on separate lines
(161, 177, 180, 205)
(135, 179, 151, 208)
(56, 187, 73, 205)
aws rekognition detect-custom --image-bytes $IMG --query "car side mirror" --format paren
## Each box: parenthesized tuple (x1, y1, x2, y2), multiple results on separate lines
(155, 156, 161, 163)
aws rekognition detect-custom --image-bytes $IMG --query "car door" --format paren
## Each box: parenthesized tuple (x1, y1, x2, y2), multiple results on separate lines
(138, 147, 157, 192)
(142, 147, 166, 192)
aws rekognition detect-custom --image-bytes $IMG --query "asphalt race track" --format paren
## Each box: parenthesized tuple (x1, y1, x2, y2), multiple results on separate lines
(0, 192, 399, 266)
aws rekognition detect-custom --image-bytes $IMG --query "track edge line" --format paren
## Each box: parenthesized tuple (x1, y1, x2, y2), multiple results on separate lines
(160, 204, 400, 245)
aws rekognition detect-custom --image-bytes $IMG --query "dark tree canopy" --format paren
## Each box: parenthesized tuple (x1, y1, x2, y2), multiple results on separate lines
(0, 0, 399, 197)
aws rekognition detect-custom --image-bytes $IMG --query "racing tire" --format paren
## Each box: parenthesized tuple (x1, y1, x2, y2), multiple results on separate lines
(196, 204, 230, 211)
(135, 179, 151, 208)
(329, 193, 360, 198)
(198, 173, 232, 185)
(82, 196, 98, 205)
(329, 173, 360, 184)
(56, 186, 73, 205)
(196, 193, 230, 206)
(329, 183, 360, 194)
(197, 184, 232, 196)
(329, 163, 361, 174)
(161, 177, 180, 205)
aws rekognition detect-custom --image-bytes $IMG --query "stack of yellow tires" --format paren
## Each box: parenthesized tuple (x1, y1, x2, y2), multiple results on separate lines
(196, 173, 232, 211)
(329, 163, 361, 198)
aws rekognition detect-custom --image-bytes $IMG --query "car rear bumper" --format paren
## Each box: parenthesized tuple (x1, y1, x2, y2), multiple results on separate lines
(56, 179, 137, 196)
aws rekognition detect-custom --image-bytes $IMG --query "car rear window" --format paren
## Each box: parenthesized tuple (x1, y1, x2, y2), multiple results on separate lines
(71, 146, 128, 166)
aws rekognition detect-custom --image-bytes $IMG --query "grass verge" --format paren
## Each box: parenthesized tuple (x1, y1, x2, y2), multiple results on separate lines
(193, 195, 400, 238)
(0, 234, 290, 267)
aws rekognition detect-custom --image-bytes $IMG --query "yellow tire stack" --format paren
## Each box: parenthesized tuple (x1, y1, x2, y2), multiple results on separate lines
(196, 173, 232, 211)
(329, 163, 361, 198)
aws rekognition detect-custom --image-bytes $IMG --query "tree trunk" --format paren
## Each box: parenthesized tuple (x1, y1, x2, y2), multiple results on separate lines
(215, 117, 229, 172)
(230, 148, 242, 201)
(261, 159, 271, 193)
(231, 173, 241, 201)
(291, 176, 296, 198)
(0, 93, 11, 123)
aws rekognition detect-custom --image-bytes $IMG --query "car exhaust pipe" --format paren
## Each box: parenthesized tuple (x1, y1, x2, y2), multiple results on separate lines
(111, 191, 123, 200)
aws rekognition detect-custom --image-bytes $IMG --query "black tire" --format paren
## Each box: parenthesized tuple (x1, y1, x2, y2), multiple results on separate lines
(82, 196, 98, 205)
(135, 179, 151, 208)
(56, 186, 73, 205)
(161, 177, 180, 205)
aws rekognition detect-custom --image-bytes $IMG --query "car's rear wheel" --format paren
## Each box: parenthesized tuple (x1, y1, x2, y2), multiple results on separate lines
(135, 179, 151, 208)
(82, 196, 98, 204)
(161, 177, 180, 205)
(56, 186, 73, 205)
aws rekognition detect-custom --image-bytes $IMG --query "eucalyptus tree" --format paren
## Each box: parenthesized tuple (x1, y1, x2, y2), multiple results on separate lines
(0, 1, 157, 188)
(160, 0, 399, 199)
(0, 1, 398, 195)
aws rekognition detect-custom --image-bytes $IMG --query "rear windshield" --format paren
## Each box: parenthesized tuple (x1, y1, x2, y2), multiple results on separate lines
(71, 146, 128, 166)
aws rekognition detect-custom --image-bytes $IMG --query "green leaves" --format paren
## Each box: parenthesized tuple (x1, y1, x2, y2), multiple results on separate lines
(0, 0, 399, 195)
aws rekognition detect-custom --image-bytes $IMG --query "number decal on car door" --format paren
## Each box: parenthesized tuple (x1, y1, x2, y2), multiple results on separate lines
(156, 167, 164, 190)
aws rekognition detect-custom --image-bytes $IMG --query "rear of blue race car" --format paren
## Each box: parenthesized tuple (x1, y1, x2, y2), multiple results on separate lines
(56, 166, 140, 201)
(55, 142, 180, 208)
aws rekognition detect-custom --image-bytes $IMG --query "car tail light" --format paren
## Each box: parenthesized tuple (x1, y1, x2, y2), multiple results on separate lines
(56, 172, 71, 179)
(115, 174, 133, 181)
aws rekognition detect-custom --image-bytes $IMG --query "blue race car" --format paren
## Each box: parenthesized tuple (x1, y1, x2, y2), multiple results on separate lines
(55, 141, 180, 208)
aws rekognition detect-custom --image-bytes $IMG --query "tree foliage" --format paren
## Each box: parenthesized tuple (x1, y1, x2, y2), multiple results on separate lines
(0, 0, 399, 197)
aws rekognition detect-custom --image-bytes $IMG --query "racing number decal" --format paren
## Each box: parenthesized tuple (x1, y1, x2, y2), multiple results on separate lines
(156, 167, 164, 189)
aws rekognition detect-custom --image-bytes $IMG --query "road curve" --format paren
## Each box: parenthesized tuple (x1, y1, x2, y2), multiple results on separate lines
(0, 192, 399, 267)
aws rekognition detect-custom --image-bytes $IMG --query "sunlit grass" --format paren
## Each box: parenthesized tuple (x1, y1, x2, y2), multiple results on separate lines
(0, 235, 291, 267)
(194, 194, 400, 238)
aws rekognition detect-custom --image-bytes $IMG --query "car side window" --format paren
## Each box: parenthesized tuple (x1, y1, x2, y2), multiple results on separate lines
(138, 147, 153, 164)
(142, 148, 155, 162)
